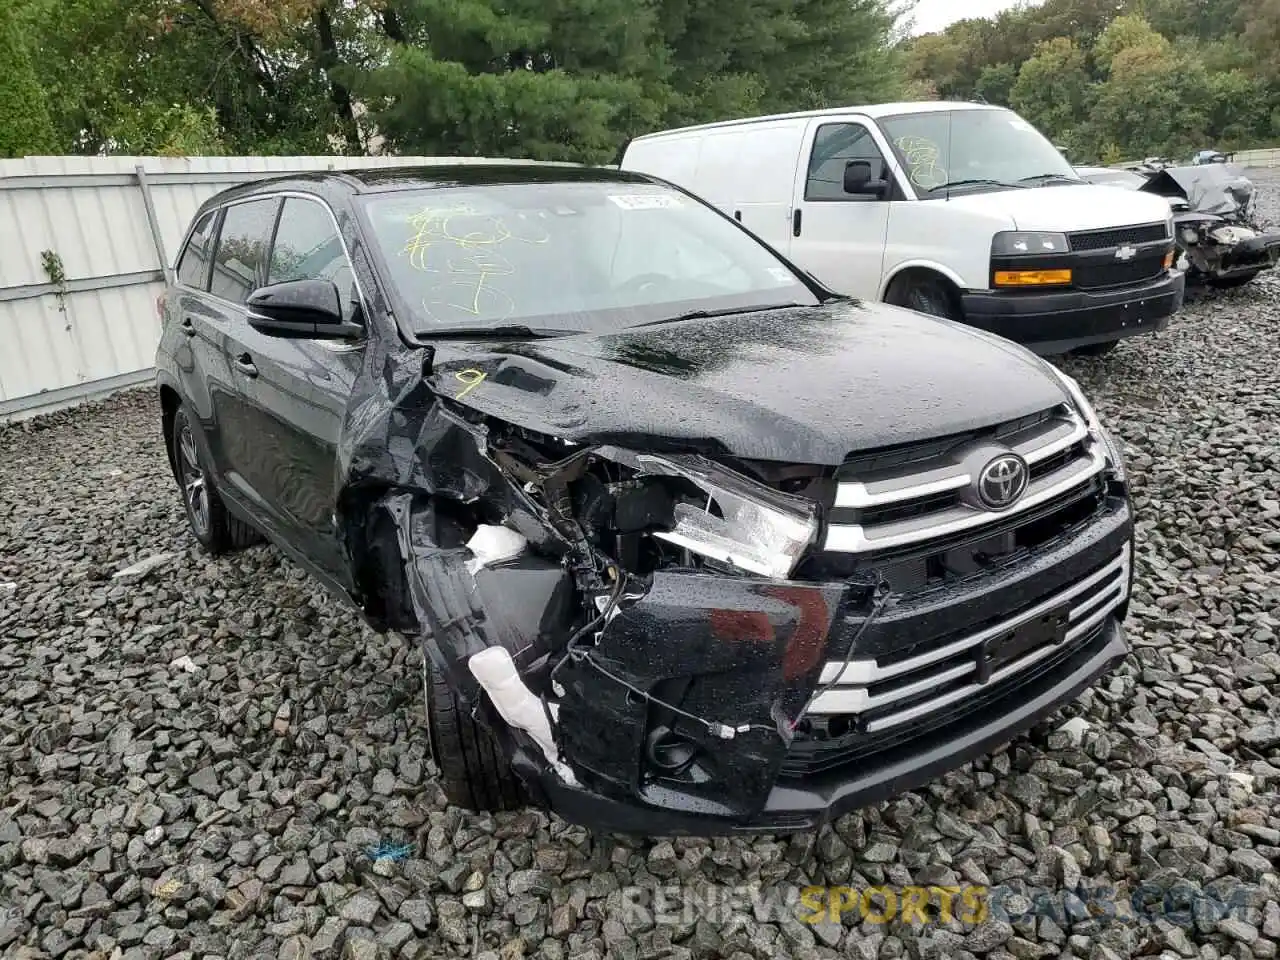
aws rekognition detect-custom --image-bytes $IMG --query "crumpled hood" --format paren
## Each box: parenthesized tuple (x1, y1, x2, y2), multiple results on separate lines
(425, 300, 1070, 465)
(939, 184, 1173, 232)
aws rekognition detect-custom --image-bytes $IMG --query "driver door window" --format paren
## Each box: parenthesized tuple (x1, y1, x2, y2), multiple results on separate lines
(805, 123, 890, 202)
(269, 197, 357, 321)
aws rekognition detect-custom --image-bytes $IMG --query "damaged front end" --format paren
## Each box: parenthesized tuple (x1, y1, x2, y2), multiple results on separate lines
(330, 331, 1131, 835)
(340, 381, 867, 827)
(1139, 165, 1280, 285)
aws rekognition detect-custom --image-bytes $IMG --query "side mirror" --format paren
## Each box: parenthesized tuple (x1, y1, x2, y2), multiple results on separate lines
(843, 160, 889, 199)
(246, 278, 361, 339)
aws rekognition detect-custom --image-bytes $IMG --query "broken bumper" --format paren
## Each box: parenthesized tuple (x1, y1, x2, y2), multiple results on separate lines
(961, 270, 1183, 355)
(534, 618, 1126, 835)
(1209, 232, 1280, 278)
(513, 501, 1133, 836)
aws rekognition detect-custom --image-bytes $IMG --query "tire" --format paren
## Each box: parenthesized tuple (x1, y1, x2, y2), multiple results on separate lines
(426, 657, 526, 812)
(1207, 272, 1259, 290)
(888, 274, 960, 321)
(1073, 340, 1120, 358)
(171, 405, 261, 555)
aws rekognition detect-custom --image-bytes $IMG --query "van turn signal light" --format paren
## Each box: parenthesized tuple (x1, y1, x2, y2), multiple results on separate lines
(993, 269, 1072, 287)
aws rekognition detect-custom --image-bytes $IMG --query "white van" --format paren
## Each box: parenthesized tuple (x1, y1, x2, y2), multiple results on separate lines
(619, 102, 1185, 357)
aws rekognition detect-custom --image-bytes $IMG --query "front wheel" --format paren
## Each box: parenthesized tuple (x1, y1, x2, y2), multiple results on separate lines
(886, 274, 961, 321)
(171, 405, 260, 554)
(425, 657, 526, 812)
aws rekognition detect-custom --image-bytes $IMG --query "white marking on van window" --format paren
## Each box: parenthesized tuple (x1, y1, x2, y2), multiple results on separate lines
(608, 194, 683, 210)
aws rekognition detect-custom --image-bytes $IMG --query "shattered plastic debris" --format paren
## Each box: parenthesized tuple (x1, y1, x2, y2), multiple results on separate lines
(367, 841, 414, 862)
(1056, 716, 1091, 748)
(169, 655, 200, 674)
(112, 552, 176, 583)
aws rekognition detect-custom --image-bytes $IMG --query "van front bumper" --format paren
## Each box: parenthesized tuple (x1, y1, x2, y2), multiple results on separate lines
(960, 269, 1185, 355)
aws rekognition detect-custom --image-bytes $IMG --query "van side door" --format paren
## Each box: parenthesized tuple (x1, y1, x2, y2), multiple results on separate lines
(788, 118, 900, 298)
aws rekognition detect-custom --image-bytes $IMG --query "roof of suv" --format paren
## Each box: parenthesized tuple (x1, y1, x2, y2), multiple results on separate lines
(198, 161, 655, 211)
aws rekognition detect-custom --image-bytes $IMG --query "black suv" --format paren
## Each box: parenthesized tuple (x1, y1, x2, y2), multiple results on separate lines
(155, 163, 1134, 835)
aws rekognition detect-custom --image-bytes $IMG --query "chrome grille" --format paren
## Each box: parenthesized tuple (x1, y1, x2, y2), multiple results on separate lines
(825, 406, 1104, 556)
(806, 546, 1130, 727)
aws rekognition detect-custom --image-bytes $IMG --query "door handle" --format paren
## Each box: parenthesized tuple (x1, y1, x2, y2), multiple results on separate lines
(792, 209, 802, 237)
(234, 353, 259, 378)
(180, 317, 196, 337)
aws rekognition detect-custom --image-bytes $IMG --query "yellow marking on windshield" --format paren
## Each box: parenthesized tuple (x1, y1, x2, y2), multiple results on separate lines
(454, 368, 487, 399)
(895, 137, 948, 190)
(397, 205, 552, 322)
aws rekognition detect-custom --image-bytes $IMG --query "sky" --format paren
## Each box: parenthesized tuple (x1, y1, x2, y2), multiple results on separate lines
(909, 0, 1045, 35)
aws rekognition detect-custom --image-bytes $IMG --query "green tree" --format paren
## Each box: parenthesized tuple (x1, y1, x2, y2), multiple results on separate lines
(975, 62, 1018, 106)
(1094, 13, 1170, 74)
(0, 2, 58, 157)
(1092, 42, 1212, 157)
(1010, 38, 1091, 142)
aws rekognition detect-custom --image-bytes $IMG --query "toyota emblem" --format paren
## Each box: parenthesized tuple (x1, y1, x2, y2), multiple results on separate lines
(977, 454, 1029, 510)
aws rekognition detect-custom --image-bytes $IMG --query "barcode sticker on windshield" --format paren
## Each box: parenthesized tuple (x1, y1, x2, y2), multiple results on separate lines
(608, 194, 683, 210)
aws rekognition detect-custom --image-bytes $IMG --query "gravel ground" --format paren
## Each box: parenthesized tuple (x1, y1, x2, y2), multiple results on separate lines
(2, 176, 1279, 960)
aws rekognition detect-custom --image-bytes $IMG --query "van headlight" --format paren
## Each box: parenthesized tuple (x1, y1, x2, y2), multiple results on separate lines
(637, 455, 819, 579)
(1047, 366, 1126, 483)
(992, 231, 1070, 256)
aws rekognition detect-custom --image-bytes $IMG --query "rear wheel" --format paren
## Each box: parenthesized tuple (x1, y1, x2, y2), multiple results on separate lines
(1207, 272, 1259, 289)
(886, 273, 961, 321)
(171, 405, 260, 555)
(1073, 340, 1121, 358)
(426, 657, 525, 812)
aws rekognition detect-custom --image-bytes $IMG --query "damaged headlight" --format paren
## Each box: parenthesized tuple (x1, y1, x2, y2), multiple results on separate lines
(1047, 365, 1126, 483)
(635, 455, 819, 580)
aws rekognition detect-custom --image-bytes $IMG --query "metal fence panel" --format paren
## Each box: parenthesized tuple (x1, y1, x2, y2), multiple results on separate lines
(0, 154, 520, 419)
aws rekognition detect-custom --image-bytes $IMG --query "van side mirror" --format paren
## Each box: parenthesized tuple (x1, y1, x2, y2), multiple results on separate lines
(843, 160, 889, 199)
(246, 278, 362, 339)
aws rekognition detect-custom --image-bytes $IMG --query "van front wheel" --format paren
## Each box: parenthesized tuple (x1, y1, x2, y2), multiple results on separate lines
(886, 274, 961, 322)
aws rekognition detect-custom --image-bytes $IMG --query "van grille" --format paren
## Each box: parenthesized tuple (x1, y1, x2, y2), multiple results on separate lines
(1075, 253, 1167, 289)
(1068, 223, 1169, 252)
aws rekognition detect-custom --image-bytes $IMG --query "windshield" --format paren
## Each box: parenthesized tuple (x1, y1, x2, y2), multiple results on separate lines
(358, 181, 820, 336)
(878, 109, 1078, 195)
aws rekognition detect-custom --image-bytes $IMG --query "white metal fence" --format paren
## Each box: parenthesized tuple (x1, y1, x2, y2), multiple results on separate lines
(0, 154, 523, 421)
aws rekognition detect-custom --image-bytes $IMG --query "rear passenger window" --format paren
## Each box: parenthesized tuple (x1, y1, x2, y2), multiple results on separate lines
(176, 211, 216, 289)
(806, 123, 890, 202)
(210, 198, 280, 304)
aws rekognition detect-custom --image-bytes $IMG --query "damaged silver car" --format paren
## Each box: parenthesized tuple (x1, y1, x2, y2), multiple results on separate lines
(1078, 163, 1280, 289)
(155, 163, 1134, 835)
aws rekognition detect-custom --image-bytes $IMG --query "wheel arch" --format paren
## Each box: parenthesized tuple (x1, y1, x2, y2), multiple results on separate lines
(880, 261, 968, 303)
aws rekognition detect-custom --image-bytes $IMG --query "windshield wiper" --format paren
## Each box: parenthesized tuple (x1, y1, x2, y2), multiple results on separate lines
(633, 303, 809, 329)
(930, 178, 1026, 193)
(1019, 173, 1085, 185)
(417, 325, 576, 340)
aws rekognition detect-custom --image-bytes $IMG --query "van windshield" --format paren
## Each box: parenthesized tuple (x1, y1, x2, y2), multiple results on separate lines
(879, 109, 1082, 196)
(358, 181, 820, 337)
